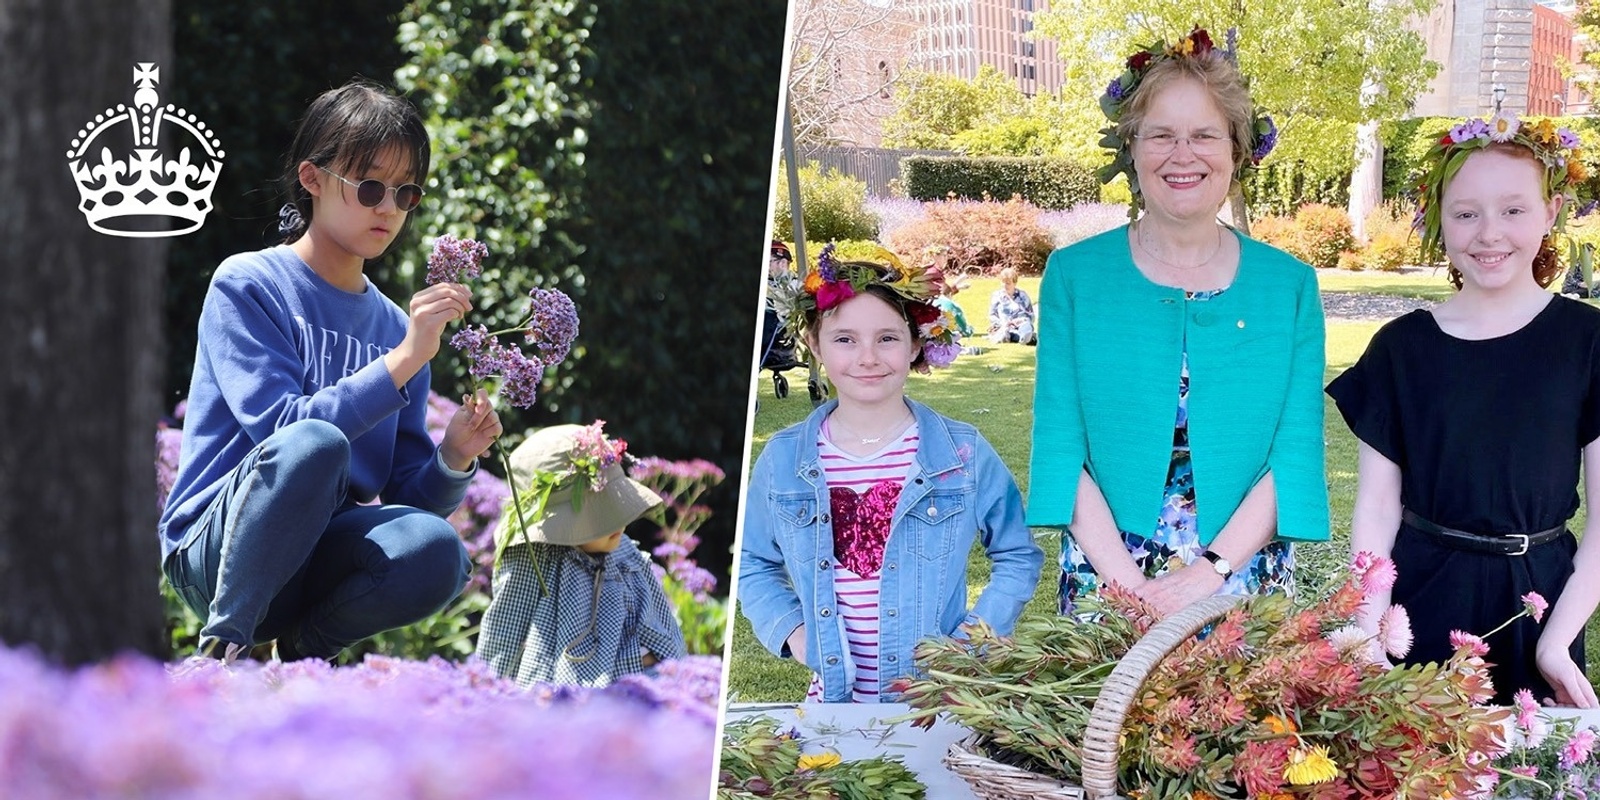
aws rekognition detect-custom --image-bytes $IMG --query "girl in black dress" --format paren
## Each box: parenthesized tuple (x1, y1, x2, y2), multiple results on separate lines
(1328, 115, 1600, 707)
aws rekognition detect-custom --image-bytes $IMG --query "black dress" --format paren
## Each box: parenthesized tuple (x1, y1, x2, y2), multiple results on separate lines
(1326, 296, 1600, 703)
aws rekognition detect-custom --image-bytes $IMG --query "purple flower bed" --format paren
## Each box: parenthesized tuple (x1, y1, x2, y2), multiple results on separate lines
(866, 196, 927, 241)
(1037, 202, 1127, 248)
(0, 646, 721, 799)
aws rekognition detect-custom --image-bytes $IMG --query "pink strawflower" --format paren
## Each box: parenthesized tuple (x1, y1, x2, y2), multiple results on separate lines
(1523, 592, 1549, 623)
(1511, 764, 1540, 778)
(1359, 557, 1397, 595)
(1378, 605, 1413, 659)
(1449, 630, 1490, 658)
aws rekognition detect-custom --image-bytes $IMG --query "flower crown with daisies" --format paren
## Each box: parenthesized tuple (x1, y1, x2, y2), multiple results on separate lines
(769, 242, 962, 372)
(1097, 27, 1277, 215)
(1417, 112, 1585, 277)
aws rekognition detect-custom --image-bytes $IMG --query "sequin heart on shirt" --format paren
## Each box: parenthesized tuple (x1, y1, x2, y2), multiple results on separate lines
(830, 481, 901, 578)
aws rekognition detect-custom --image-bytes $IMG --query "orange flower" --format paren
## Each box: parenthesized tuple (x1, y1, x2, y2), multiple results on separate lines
(802, 269, 823, 294)
(1569, 158, 1589, 184)
(1262, 714, 1297, 735)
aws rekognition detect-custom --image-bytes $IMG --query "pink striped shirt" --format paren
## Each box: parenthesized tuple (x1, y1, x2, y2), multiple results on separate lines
(806, 421, 917, 703)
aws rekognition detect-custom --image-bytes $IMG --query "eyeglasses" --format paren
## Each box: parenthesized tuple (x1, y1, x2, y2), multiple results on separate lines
(1132, 132, 1232, 156)
(318, 166, 424, 212)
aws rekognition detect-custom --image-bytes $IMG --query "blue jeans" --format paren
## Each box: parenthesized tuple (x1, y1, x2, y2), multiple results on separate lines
(163, 419, 470, 658)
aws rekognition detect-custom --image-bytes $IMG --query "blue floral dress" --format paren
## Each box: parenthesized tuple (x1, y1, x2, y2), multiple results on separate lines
(1059, 289, 1294, 615)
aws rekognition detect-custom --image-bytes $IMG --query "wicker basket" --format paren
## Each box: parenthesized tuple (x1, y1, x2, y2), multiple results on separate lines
(942, 594, 1245, 800)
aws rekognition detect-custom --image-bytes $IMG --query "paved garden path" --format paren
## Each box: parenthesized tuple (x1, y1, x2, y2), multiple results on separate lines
(1322, 292, 1437, 321)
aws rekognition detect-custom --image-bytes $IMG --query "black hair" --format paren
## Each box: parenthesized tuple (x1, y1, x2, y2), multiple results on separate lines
(278, 79, 431, 243)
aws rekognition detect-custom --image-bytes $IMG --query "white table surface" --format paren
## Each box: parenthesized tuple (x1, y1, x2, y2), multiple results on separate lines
(726, 702, 1600, 799)
(725, 702, 980, 800)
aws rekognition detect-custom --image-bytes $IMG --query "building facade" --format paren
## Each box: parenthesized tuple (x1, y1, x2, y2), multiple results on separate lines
(900, 0, 1063, 97)
(1411, 0, 1590, 117)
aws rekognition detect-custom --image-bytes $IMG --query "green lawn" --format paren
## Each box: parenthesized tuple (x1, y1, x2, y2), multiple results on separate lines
(729, 272, 1598, 702)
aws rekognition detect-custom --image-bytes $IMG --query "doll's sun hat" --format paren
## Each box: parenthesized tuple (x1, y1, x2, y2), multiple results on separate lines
(502, 422, 662, 548)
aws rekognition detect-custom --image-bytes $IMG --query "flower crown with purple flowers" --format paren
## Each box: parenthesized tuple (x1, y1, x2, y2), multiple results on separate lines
(1416, 112, 1586, 270)
(768, 242, 962, 372)
(1097, 27, 1277, 215)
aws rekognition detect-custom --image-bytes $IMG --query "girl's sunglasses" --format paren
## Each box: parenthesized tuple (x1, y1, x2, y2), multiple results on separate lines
(318, 166, 424, 212)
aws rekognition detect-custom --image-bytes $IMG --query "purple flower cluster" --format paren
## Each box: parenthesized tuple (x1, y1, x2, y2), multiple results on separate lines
(1561, 128, 1584, 150)
(524, 288, 579, 364)
(432, 236, 578, 410)
(817, 242, 839, 282)
(921, 339, 961, 368)
(425, 234, 489, 285)
(1104, 77, 1126, 102)
(1251, 115, 1278, 164)
(1450, 118, 1492, 144)
(0, 646, 719, 799)
(631, 457, 725, 602)
(449, 325, 548, 409)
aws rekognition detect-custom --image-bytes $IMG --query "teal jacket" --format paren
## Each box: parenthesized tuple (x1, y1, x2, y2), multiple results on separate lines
(1026, 226, 1330, 545)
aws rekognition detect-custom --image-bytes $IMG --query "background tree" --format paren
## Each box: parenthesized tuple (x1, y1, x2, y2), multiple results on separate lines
(1033, 0, 1437, 223)
(881, 66, 1026, 150)
(0, 0, 171, 663)
(788, 0, 919, 148)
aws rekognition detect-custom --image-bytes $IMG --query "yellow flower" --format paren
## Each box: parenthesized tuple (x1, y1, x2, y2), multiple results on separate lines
(1283, 745, 1338, 785)
(1570, 158, 1589, 184)
(796, 751, 841, 771)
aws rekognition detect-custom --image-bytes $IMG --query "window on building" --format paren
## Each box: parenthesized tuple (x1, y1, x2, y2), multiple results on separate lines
(880, 60, 891, 100)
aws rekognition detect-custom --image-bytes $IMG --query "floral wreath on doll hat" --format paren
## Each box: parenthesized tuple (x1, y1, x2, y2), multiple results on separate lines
(768, 242, 964, 372)
(1416, 113, 1585, 276)
(1096, 27, 1278, 217)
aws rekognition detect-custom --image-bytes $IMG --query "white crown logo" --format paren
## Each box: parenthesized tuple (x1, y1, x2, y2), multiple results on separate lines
(66, 64, 225, 238)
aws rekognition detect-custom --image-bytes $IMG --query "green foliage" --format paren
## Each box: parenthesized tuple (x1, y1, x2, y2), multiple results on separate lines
(1380, 117, 1455, 201)
(901, 156, 1099, 210)
(881, 66, 1025, 150)
(773, 163, 878, 243)
(166, 0, 412, 404)
(342, 592, 491, 663)
(394, 0, 595, 425)
(952, 116, 1060, 157)
(560, 0, 785, 585)
(1247, 158, 1352, 218)
(886, 198, 1055, 276)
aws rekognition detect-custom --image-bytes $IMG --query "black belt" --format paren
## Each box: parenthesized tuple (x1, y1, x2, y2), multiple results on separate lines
(1401, 508, 1565, 556)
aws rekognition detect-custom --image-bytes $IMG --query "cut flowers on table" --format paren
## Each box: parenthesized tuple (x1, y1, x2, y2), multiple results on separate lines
(717, 715, 926, 800)
(892, 552, 1537, 799)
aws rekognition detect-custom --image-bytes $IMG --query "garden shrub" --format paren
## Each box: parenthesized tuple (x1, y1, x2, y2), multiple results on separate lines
(1247, 160, 1352, 217)
(1360, 202, 1418, 272)
(887, 196, 1054, 276)
(1281, 204, 1356, 269)
(900, 155, 1098, 210)
(1338, 250, 1366, 272)
(1248, 213, 1295, 253)
(1099, 175, 1133, 207)
(773, 163, 878, 243)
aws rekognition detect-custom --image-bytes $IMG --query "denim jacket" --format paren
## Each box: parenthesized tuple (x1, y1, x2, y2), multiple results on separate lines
(739, 398, 1043, 702)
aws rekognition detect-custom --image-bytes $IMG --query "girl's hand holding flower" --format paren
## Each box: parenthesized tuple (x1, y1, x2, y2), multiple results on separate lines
(403, 282, 474, 361)
(440, 388, 502, 470)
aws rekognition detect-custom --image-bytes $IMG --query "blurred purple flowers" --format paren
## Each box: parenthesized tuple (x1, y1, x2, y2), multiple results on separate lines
(0, 645, 720, 799)
(429, 236, 579, 410)
(630, 457, 728, 655)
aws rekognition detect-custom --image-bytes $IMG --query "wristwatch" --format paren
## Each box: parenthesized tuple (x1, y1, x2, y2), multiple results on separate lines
(1199, 550, 1233, 581)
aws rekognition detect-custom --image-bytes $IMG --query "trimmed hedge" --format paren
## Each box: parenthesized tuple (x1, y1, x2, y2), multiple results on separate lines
(900, 155, 1098, 210)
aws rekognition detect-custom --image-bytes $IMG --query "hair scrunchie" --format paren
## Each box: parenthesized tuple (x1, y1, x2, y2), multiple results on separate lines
(277, 203, 306, 239)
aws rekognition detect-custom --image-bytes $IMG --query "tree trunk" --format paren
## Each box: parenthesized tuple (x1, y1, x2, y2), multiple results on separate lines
(1348, 120, 1383, 243)
(0, 0, 172, 665)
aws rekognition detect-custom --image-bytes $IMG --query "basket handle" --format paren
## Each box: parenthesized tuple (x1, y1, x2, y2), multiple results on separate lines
(1078, 593, 1243, 798)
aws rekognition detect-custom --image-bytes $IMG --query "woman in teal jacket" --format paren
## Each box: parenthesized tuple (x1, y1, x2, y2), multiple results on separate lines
(1029, 29, 1329, 618)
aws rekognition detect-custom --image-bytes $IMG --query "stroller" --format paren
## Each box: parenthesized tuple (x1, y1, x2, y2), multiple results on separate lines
(760, 305, 825, 403)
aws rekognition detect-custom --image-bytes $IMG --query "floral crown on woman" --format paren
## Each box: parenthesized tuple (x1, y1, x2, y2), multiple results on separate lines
(1096, 27, 1277, 208)
(768, 242, 962, 371)
(1416, 113, 1585, 265)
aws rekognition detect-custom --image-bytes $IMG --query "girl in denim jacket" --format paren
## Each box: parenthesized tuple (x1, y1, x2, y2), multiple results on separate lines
(741, 245, 1043, 702)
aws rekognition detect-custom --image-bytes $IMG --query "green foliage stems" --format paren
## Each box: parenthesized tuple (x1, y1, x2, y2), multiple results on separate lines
(900, 156, 1099, 210)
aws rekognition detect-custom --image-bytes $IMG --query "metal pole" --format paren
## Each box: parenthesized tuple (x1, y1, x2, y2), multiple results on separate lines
(781, 101, 827, 405)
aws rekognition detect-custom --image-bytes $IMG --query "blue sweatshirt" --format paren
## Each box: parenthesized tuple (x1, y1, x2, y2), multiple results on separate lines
(159, 245, 471, 559)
